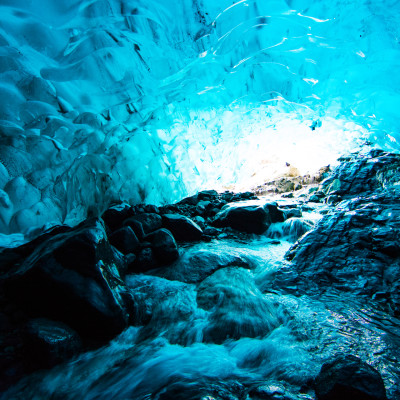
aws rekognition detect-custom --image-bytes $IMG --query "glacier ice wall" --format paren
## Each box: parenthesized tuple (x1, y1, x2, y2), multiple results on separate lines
(0, 0, 399, 235)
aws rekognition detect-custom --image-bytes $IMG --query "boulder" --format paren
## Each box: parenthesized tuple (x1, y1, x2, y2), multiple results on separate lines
(123, 217, 146, 240)
(315, 355, 387, 400)
(152, 245, 256, 283)
(146, 228, 179, 264)
(283, 188, 400, 314)
(101, 205, 133, 232)
(131, 247, 158, 272)
(1, 219, 129, 343)
(197, 189, 219, 201)
(129, 213, 162, 234)
(213, 203, 271, 234)
(162, 214, 203, 241)
(265, 202, 285, 223)
(109, 226, 139, 254)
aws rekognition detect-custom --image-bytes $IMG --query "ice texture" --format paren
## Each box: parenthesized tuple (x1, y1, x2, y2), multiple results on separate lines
(0, 0, 399, 235)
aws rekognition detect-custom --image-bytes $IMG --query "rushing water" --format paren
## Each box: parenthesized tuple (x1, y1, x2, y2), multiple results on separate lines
(3, 217, 400, 399)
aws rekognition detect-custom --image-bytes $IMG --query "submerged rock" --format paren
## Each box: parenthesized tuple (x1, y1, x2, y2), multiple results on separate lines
(151, 244, 256, 283)
(23, 318, 82, 370)
(197, 268, 280, 343)
(315, 355, 387, 400)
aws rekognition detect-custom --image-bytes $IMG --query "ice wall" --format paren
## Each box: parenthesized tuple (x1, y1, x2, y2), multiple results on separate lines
(0, 0, 399, 235)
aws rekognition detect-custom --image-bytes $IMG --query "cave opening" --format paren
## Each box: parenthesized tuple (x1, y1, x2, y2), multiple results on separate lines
(1, 1, 400, 399)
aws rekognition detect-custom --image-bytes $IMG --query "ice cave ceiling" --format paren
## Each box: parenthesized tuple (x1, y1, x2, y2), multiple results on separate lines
(0, 0, 399, 236)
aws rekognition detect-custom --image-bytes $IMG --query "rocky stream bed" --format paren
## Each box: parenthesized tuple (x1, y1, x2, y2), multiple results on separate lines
(1, 149, 400, 399)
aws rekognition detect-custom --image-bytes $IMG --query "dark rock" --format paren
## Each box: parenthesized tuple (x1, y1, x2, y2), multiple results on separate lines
(285, 208, 302, 218)
(162, 214, 203, 241)
(101, 205, 133, 232)
(321, 151, 400, 198)
(143, 204, 159, 214)
(178, 194, 198, 205)
(203, 226, 221, 236)
(146, 228, 179, 264)
(206, 207, 221, 217)
(309, 194, 322, 202)
(152, 246, 256, 284)
(282, 192, 294, 198)
(192, 215, 205, 229)
(195, 200, 211, 215)
(132, 247, 158, 272)
(197, 189, 219, 201)
(152, 379, 246, 400)
(124, 253, 136, 267)
(1, 219, 129, 343)
(325, 194, 342, 205)
(129, 213, 162, 234)
(23, 318, 82, 370)
(109, 226, 139, 254)
(123, 217, 146, 240)
(213, 204, 271, 234)
(282, 188, 400, 314)
(248, 383, 286, 399)
(315, 355, 387, 400)
(265, 202, 285, 223)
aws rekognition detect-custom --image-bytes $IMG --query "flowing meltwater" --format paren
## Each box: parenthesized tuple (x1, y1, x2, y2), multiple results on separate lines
(1, 0, 400, 398)
(5, 228, 400, 399)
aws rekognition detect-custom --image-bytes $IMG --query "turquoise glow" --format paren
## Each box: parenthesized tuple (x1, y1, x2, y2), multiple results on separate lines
(0, 0, 399, 234)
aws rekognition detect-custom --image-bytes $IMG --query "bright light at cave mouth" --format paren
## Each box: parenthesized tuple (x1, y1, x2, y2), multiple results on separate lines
(165, 105, 368, 194)
(0, 0, 399, 238)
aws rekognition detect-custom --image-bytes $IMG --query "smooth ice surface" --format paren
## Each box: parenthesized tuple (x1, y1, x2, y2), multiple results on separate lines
(0, 0, 399, 235)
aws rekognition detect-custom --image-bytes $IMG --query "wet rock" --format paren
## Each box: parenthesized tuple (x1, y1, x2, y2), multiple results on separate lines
(23, 318, 82, 370)
(321, 151, 400, 198)
(308, 194, 321, 202)
(192, 215, 205, 229)
(265, 202, 285, 223)
(109, 226, 140, 254)
(213, 203, 271, 234)
(249, 383, 286, 399)
(203, 226, 221, 236)
(314, 355, 387, 400)
(101, 205, 133, 232)
(146, 228, 179, 264)
(195, 200, 211, 215)
(123, 217, 146, 240)
(285, 208, 302, 219)
(283, 188, 400, 314)
(178, 193, 198, 205)
(162, 214, 203, 241)
(154, 379, 246, 400)
(152, 245, 256, 283)
(130, 213, 162, 234)
(143, 204, 159, 214)
(1, 219, 129, 343)
(131, 247, 158, 272)
(197, 189, 219, 201)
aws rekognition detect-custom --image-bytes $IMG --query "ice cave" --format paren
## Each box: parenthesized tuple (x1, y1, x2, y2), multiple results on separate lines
(1, 0, 400, 399)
